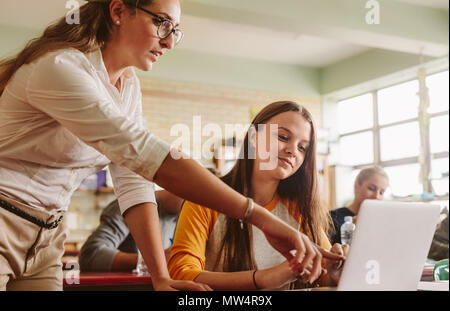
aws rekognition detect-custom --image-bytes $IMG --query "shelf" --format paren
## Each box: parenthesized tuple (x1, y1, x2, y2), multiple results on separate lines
(392, 195, 449, 203)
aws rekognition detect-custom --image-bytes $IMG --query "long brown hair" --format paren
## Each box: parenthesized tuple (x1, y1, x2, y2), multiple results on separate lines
(216, 101, 330, 272)
(0, 0, 151, 96)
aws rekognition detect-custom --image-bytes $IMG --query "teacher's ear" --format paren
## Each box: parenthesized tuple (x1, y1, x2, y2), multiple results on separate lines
(109, 0, 127, 25)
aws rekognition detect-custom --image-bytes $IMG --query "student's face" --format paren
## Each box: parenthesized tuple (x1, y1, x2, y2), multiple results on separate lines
(116, 0, 181, 71)
(253, 111, 311, 180)
(354, 174, 388, 204)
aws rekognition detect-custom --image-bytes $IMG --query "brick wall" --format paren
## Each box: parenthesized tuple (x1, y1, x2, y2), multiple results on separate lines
(140, 78, 322, 160)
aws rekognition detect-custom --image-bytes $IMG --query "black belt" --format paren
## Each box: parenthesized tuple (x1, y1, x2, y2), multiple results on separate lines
(0, 198, 63, 229)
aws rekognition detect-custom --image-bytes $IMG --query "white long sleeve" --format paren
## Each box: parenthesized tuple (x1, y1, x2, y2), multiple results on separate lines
(0, 48, 170, 214)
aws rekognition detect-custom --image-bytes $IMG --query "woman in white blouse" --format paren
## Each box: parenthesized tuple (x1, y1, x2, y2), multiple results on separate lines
(0, 0, 342, 291)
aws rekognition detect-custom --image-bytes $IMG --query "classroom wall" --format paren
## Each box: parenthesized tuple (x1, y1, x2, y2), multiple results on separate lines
(137, 49, 323, 154)
(139, 77, 321, 163)
(0, 23, 322, 164)
(0, 23, 321, 97)
(1, 23, 445, 159)
(0, 24, 42, 58)
(320, 48, 437, 96)
(137, 48, 321, 97)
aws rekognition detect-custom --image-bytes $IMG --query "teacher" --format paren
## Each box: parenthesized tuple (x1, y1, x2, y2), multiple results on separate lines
(0, 0, 342, 291)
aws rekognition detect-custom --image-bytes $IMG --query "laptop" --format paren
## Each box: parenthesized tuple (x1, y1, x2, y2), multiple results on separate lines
(336, 199, 441, 291)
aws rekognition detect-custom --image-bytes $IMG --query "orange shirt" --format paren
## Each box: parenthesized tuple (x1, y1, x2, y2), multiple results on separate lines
(168, 194, 332, 286)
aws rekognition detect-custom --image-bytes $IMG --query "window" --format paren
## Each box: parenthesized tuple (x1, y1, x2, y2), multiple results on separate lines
(430, 114, 449, 154)
(336, 70, 449, 199)
(379, 121, 420, 161)
(431, 158, 449, 196)
(383, 163, 422, 197)
(339, 131, 373, 166)
(338, 93, 373, 134)
(427, 71, 449, 114)
(378, 80, 419, 125)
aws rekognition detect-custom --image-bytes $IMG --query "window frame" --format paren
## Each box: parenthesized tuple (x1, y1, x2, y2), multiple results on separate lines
(337, 70, 449, 197)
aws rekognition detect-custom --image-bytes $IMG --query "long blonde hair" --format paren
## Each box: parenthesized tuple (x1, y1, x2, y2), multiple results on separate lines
(355, 166, 389, 187)
(0, 0, 151, 95)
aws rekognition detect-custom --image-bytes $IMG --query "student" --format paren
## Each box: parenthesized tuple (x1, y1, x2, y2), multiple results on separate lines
(79, 190, 182, 271)
(329, 166, 389, 245)
(0, 0, 342, 291)
(427, 213, 449, 261)
(168, 101, 348, 290)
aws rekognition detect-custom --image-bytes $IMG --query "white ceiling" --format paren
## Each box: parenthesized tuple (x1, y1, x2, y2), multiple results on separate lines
(0, 0, 448, 67)
(178, 15, 370, 67)
(394, 0, 449, 10)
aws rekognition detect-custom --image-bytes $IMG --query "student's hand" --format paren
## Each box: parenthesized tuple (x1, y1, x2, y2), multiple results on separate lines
(152, 277, 213, 291)
(252, 207, 344, 283)
(291, 244, 348, 287)
(323, 243, 349, 286)
(254, 210, 324, 283)
(256, 261, 298, 289)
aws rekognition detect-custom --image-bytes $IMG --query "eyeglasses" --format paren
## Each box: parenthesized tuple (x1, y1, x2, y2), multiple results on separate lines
(136, 6, 184, 45)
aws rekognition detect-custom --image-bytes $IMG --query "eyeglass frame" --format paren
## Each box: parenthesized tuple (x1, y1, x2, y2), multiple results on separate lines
(135, 6, 184, 45)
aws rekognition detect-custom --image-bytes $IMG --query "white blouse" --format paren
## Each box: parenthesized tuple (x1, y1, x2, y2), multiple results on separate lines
(0, 48, 171, 215)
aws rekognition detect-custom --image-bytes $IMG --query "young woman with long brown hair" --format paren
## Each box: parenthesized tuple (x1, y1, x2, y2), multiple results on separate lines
(0, 0, 343, 291)
(168, 101, 348, 290)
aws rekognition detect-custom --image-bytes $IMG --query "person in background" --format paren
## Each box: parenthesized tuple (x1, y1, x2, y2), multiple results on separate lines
(168, 101, 347, 290)
(0, 0, 338, 291)
(79, 190, 182, 271)
(328, 166, 389, 245)
(427, 213, 449, 261)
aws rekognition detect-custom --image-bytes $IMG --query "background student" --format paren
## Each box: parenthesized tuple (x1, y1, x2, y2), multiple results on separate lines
(427, 213, 449, 261)
(328, 166, 389, 245)
(79, 190, 182, 271)
(168, 101, 347, 290)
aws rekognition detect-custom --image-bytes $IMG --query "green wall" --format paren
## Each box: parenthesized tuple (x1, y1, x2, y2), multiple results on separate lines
(138, 48, 320, 96)
(0, 23, 320, 97)
(0, 24, 41, 58)
(1, 23, 446, 99)
(320, 48, 437, 96)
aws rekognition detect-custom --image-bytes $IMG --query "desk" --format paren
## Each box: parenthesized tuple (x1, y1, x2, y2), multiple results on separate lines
(62, 266, 445, 291)
(417, 281, 449, 291)
(290, 266, 448, 291)
(421, 265, 434, 282)
(63, 271, 153, 291)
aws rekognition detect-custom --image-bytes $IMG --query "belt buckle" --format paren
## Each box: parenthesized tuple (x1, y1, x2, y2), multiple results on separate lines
(47, 215, 64, 229)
